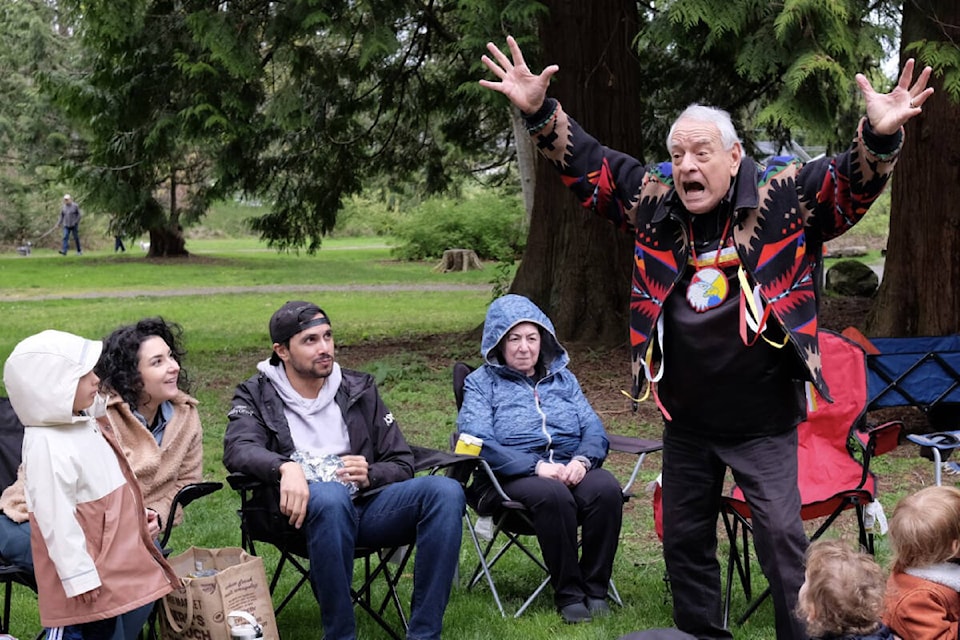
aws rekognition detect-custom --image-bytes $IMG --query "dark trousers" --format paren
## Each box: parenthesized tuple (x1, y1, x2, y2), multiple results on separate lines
(661, 427, 808, 640)
(501, 467, 623, 608)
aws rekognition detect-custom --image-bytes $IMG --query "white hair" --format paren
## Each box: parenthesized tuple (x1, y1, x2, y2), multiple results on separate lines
(666, 104, 741, 152)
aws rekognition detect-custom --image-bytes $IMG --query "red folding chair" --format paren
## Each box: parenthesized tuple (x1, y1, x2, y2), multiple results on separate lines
(721, 330, 902, 627)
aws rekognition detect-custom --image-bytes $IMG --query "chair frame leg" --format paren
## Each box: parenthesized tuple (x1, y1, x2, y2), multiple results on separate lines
(350, 545, 412, 640)
(466, 513, 549, 617)
(723, 496, 872, 627)
(464, 513, 506, 616)
(465, 510, 624, 619)
(463, 513, 623, 618)
(241, 525, 409, 639)
(2, 579, 11, 635)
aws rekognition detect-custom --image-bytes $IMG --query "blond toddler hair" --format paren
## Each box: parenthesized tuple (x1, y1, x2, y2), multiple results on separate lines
(798, 539, 886, 637)
(889, 485, 960, 573)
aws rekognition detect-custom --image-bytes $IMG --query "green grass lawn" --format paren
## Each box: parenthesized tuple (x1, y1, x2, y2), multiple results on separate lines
(0, 236, 495, 299)
(0, 239, 802, 639)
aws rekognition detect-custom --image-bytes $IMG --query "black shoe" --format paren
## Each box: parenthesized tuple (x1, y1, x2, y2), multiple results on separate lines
(558, 602, 592, 624)
(586, 597, 611, 616)
(58, 250, 66, 255)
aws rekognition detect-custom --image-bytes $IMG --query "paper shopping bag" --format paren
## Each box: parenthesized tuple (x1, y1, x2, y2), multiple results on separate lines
(160, 547, 278, 640)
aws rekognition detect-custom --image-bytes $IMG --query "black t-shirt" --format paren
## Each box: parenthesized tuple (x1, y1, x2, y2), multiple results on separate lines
(657, 206, 806, 438)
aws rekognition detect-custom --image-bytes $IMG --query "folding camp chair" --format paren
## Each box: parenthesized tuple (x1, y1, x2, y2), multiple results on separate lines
(227, 446, 471, 640)
(452, 361, 663, 617)
(862, 334, 960, 417)
(903, 431, 960, 486)
(720, 330, 903, 627)
(157, 482, 224, 552)
(227, 472, 413, 640)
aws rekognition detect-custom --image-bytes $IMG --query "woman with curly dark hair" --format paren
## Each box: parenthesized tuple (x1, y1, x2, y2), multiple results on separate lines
(94, 318, 203, 529)
(0, 318, 204, 564)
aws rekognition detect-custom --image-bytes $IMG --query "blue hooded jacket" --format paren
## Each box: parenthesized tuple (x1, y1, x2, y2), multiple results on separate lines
(456, 294, 609, 478)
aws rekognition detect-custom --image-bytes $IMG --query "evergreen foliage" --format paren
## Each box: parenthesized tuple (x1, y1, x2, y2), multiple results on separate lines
(0, 1, 79, 244)
(644, 0, 889, 152)
(4, 0, 957, 258)
(49, 0, 263, 253)
(907, 40, 960, 101)
(48, 0, 524, 253)
(391, 189, 526, 261)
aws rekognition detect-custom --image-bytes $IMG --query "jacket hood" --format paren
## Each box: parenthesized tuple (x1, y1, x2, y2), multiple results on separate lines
(3, 330, 103, 426)
(480, 294, 568, 374)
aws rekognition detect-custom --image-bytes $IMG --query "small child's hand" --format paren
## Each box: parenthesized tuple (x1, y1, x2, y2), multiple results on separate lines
(74, 587, 101, 604)
(146, 508, 161, 539)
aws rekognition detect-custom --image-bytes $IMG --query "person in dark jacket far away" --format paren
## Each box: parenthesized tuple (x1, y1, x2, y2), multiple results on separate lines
(479, 34, 933, 640)
(222, 300, 465, 640)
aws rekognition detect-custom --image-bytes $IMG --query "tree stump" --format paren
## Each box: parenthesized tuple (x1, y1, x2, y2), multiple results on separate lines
(435, 248, 483, 273)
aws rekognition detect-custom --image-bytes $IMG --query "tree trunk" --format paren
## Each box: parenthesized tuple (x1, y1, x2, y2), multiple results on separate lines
(866, 0, 960, 337)
(143, 172, 190, 258)
(147, 225, 188, 257)
(510, 0, 640, 346)
(510, 107, 537, 225)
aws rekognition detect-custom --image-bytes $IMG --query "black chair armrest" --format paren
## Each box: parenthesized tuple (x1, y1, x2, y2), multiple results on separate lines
(159, 481, 224, 549)
(411, 445, 472, 471)
(227, 471, 264, 492)
(607, 433, 663, 497)
(607, 434, 663, 456)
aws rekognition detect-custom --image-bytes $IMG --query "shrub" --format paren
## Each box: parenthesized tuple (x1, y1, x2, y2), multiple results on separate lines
(392, 192, 526, 261)
(333, 193, 405, 238)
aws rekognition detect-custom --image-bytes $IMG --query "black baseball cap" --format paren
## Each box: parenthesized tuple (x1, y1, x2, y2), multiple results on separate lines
(268, 301, 330, 365)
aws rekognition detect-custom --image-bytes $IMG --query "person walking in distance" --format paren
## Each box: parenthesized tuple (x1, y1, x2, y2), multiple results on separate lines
(58, 194, 82, 256)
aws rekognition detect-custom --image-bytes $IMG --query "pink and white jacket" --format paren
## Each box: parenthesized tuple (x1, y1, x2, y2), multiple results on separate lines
(2, 330, 178, 627)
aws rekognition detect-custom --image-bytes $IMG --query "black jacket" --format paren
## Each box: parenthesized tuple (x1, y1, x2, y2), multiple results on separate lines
(222, 366, 415, 545)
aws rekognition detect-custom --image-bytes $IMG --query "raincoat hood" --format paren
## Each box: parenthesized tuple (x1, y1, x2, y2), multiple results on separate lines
(3, 330, 102, 426)
(480, 294, 568, 375)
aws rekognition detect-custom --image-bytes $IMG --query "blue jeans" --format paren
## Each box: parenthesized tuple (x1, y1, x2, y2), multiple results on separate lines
(0, 513, 33, 572)
(303, 475, 464, 640)
(61, 225, 81, 253)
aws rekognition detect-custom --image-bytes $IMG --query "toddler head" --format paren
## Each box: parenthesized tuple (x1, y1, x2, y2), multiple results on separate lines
(889, 485, 960, 573)
(3, 330, 103, 424)
(797, 539, 885, 638)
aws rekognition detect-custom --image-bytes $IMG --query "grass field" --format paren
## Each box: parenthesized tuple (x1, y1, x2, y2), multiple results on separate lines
(0, 235, 919, 640)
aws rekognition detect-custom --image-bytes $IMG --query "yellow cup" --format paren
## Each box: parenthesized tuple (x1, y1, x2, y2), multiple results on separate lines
(455, 433, 483, 456)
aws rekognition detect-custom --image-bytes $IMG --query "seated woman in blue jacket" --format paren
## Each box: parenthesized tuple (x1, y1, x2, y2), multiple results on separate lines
(457, 294, 623, 624)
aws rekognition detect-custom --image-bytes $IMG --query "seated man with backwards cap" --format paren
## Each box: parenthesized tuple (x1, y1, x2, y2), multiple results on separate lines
(223, 301, 465, 640)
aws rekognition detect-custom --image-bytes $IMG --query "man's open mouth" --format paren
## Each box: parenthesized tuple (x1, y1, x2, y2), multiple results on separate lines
(683, 181, 705, 192)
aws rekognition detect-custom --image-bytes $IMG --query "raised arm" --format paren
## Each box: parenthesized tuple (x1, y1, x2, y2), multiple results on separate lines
(479, 35, 558, 115)
(856, 58, 933, 136)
